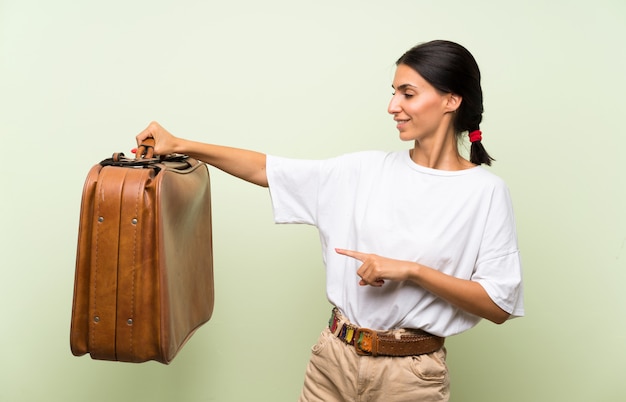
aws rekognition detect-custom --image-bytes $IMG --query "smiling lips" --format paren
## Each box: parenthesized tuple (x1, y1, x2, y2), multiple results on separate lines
(395, 118, 410, 129)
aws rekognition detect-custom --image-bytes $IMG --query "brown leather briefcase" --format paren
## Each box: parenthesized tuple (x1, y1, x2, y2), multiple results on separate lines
(70, 143, 214, 364)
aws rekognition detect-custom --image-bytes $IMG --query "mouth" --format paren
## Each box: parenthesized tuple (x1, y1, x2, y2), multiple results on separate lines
(395, 119, 410, 128)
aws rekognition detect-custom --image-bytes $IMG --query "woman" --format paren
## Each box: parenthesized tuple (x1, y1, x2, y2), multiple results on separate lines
(136, 40, 524, 402)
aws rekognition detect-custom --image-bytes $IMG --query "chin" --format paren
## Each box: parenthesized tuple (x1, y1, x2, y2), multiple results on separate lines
(399, 132, 417, 142)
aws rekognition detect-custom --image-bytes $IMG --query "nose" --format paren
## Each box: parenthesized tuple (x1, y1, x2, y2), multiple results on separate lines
(388, 94, 401, 115)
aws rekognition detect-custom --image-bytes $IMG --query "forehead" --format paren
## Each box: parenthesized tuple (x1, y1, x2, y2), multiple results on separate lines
(392, 64, 431, 90)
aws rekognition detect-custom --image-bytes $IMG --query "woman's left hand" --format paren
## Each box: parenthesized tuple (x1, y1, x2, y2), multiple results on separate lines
(335, 248, 511, 324)
(335, 248, 413, 287)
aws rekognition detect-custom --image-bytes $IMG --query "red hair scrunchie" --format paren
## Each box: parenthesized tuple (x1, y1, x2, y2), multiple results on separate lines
(469, 130, 482, 143)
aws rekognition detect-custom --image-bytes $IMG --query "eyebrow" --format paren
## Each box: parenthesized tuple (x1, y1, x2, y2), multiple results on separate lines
(392, 83, 418, 91)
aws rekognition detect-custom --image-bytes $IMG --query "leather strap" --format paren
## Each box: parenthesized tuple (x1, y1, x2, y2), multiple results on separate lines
(136, 138, 155, 159)
(329, 308, 444, 357)
(89, 166, 129, 360)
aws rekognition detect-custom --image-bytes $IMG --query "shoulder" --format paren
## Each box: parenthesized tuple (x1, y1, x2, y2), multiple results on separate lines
(324, 150, 406, 176)
(268, 150, 391, 163)
(468, 167, 509, 189)
(271, 150, 395, 170)
(267, 150, 405, 179)
(329, 150, 392, 163)
(468, 169, 517, 219)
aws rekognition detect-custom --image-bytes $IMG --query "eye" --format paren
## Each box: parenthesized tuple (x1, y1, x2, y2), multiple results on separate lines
(391, 90, 414, 99)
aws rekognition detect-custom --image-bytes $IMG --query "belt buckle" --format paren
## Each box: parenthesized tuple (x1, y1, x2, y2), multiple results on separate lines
(354, 328, 378, 356)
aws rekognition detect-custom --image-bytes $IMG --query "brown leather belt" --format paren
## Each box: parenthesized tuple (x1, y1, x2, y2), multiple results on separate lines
(328, 308, 444, 357)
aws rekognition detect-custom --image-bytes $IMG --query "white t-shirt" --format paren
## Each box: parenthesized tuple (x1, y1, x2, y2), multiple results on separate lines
(266, 150, 524, 337)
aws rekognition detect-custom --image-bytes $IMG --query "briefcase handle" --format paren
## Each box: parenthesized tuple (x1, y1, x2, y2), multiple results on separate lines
(102, 138, 189, 168)
(109, 138, 158, 164)
(135, 138, 156, 159)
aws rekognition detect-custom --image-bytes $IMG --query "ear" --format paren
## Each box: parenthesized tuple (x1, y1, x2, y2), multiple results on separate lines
(444, 93, 462, 113)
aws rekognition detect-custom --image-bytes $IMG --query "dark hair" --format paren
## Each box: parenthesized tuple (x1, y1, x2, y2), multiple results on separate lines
(396, 40, 495, 166)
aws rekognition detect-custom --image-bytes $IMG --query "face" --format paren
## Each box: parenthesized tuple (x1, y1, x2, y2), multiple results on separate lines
(388, 64, 458, 142)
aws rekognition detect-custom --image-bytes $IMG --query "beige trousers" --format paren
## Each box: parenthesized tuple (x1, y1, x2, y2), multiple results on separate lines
(299, 328, 450, 402)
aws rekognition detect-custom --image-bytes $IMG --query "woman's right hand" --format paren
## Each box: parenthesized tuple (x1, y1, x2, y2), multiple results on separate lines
(135, 121, 269, 187)
(136, 121, 181, 156)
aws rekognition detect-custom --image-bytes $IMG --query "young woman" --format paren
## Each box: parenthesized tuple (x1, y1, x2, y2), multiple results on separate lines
(136, 40, 524, 402)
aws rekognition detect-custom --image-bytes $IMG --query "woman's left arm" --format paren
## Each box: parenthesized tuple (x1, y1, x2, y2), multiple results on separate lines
(335, 248, 510, 324)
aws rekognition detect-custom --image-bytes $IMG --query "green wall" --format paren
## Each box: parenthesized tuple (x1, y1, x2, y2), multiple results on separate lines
(1, 0, 625, 401)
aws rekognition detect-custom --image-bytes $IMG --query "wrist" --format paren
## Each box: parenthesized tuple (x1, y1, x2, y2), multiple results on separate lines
(406, 261, 423, 284)
(172, 137, 191, 155)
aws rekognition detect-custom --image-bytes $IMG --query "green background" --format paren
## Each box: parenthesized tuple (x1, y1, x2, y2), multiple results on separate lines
(1, 0, 625, 401)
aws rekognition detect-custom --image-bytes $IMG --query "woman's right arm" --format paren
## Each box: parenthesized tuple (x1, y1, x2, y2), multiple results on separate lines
(136, 121, 268, 187)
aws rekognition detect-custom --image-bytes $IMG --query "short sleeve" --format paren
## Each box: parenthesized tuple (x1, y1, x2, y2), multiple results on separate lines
(473, 251, 524, 317)
(266, 155, 322, 225)
(472, 182, 525, 317)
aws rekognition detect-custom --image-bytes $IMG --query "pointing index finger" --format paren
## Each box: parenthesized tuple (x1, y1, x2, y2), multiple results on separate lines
(335, 248, 365, 261)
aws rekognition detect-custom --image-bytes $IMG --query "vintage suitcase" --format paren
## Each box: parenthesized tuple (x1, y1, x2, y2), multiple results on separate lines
(70, 142, 214, 364)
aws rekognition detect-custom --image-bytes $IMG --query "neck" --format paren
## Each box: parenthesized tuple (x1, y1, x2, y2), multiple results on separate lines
(410, 128, 474, 171)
